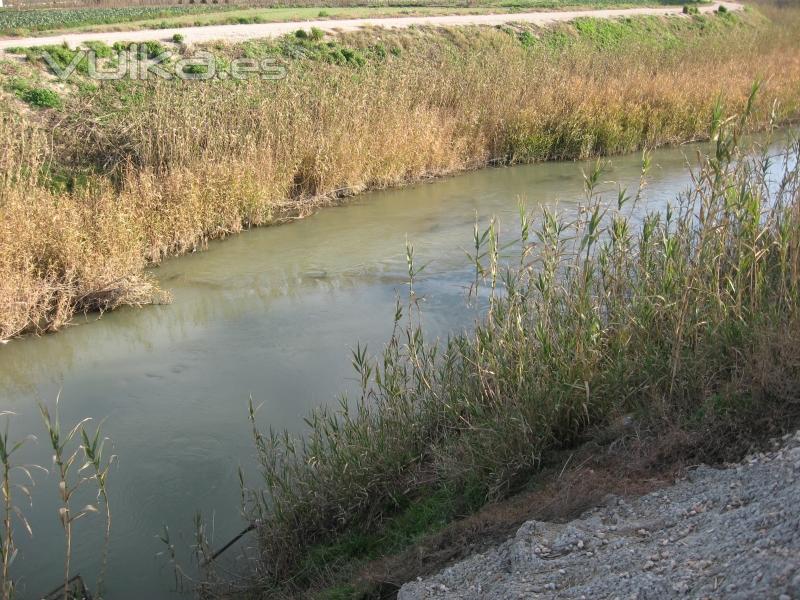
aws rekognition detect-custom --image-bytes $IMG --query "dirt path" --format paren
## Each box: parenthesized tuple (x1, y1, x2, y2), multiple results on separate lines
(0, 2, 742, 52)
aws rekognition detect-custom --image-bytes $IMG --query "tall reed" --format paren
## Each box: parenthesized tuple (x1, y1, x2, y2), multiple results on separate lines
(40, 399, 98, 600)
(210, 98, 800, 595)
(0, 413, 37, 600)
(80, 422, 114, 599)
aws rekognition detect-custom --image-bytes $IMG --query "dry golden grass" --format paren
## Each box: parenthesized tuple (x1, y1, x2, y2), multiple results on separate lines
(1, 8, 800, 339)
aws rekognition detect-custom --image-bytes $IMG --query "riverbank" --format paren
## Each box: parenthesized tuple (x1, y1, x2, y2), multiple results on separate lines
(1, 5, 799, 342)
(187, 105, 800, 598)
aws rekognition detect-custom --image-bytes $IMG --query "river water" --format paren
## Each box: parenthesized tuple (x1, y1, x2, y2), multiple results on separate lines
(0, 143, 721, 598)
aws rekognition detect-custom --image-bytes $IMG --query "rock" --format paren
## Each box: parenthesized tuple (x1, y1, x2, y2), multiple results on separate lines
(399, 431, 800, 599)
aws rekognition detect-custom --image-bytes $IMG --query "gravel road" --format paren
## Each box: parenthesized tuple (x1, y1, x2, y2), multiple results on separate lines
(399, 430, 800, 600)
(0, 2, 741, 52)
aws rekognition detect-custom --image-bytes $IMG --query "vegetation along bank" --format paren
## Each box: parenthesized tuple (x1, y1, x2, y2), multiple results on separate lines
(1, 5, 799, 342)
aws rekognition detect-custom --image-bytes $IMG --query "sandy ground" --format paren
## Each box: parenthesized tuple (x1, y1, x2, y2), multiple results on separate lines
(0, 2, 742, 52)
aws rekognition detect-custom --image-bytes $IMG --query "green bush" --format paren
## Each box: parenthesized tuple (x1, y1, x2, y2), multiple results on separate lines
(138, 40, 167, 59)
(183, 64, 208, 75)
(172, 33, 185, 44)
(518, 30, 536, 47)
(21, 87, 62, 109)
(341, 47, 365, 66)
(84, 41, 113, 58)
(112, 42, 132, 53)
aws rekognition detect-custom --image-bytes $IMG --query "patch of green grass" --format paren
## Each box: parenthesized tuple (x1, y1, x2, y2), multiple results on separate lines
(138, 40, 167, 59)
(182, 63, 209, 76)
(313, 584, 360, 600)
(298, 487, 478, 594)
(8, 44, 91, 75)
(83, 40, 113, 58)
(21, 86, 61, 108)
(6, 76, 62, 109)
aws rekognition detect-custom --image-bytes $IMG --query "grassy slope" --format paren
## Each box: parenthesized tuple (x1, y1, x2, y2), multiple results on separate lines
(0, 0, 706, 36)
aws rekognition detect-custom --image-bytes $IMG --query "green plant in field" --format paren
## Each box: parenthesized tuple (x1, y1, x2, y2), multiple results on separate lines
(370, 42, 387, 59)
(9, 44, 89, 76)
(310, 27, 325, 42)
(172, 33, 186, 44)
(111, 42, 132, 54)
(340, 47, 365, 66)
(21, 87, 62, 109)
(518, 30, 537, 47)
(183, 64, 208, 75)
(83, 41, 113, 59)
(138, 40, 167, 59)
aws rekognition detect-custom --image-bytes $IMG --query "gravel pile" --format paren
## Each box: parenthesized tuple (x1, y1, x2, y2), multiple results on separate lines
(399, 431, 800, 600)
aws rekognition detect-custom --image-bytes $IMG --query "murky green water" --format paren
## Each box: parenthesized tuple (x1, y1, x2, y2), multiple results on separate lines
(0, 144, 713, 598)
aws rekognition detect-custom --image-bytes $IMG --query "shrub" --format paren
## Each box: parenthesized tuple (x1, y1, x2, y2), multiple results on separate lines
(371, 42, 387, 59)
(340, 47, 365, 66)
(138, 40, 167, 59)
(172, 33, 185, 44)
(21, 87, 62, 108)
(83, 41, 113, 58)
(518, 30, 536, 47)
(310, 27, 325, 42)
(111, 41, 132, 53)
(182, 64, 208, 75)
